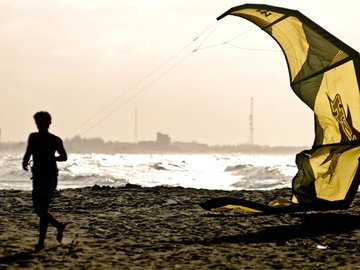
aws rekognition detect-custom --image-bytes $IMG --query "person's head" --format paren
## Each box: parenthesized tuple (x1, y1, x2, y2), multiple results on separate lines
(34, 111, 52, 132)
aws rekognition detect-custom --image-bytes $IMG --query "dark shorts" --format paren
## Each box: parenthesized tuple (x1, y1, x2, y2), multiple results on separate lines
(32, 175, 58, 214)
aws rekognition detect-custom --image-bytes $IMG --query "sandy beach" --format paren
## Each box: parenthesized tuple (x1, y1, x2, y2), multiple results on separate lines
(0, 185, 359, 269)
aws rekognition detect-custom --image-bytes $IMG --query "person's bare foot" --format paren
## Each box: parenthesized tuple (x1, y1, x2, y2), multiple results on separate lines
(34, 242, 44, 253)
(57, 223, 66, 243)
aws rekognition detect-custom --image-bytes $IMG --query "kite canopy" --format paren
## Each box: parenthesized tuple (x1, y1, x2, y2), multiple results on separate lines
(218, 4, 360, 209)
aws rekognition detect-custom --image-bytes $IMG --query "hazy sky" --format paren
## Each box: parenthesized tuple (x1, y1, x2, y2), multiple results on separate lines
(0, 0, 359, 146)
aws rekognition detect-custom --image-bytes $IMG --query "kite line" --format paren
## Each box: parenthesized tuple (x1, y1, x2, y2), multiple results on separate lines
(66, 19, 269, 138)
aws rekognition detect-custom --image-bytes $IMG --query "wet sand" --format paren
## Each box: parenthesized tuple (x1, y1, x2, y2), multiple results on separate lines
(0, 186, 359, 269)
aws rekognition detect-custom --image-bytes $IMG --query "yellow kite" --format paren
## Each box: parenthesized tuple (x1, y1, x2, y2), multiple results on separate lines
(201, 4, 360, 213)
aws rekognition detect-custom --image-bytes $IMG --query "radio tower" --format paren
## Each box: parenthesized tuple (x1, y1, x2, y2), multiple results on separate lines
(249, 98, 254, 145)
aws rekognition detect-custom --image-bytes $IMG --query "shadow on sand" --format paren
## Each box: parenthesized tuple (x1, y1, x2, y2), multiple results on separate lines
(207, 213, 360, 244)
(0, 250, 35, 266)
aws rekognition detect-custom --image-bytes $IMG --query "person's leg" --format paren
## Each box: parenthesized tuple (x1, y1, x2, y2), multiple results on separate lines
(34, 210, 65, 251)
(35, 211, 49, 251)
(33, 182, 47, 252)
(46, 212, 66, 242)
(46, 176, 66, 242)
(33, 178, 52, 251)
(32, 175, 66, 251)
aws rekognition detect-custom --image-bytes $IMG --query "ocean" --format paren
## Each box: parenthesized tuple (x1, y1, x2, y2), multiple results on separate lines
(0, 153, 298, 191)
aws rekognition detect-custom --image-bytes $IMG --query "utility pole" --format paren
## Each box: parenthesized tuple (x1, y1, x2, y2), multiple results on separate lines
(249, 98, 254, 145)
(134, 108, 138, 143)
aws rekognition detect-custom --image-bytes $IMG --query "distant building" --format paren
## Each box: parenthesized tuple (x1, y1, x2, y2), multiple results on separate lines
(156, 132, 171, 148)
(136, 132, 171, 152)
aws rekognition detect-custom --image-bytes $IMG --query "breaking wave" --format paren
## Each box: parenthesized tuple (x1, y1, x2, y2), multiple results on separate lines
(0, 153, 297, 190)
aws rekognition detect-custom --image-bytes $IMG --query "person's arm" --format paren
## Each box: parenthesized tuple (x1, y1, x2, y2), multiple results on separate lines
(55, 138, 67, 162)
(22, 135, 32, 171)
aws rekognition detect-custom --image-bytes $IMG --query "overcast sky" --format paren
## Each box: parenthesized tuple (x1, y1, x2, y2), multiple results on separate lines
(0, 0, 359, 146)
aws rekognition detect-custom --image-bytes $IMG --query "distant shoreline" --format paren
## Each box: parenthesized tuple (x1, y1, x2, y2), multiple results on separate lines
(0, 136, 307, 154)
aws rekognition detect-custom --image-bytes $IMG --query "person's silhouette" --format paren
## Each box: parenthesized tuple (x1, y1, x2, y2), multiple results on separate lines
(22, 111, 68, 252)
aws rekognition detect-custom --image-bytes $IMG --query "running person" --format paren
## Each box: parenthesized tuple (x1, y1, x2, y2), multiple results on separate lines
(22, 111, 68, 252)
